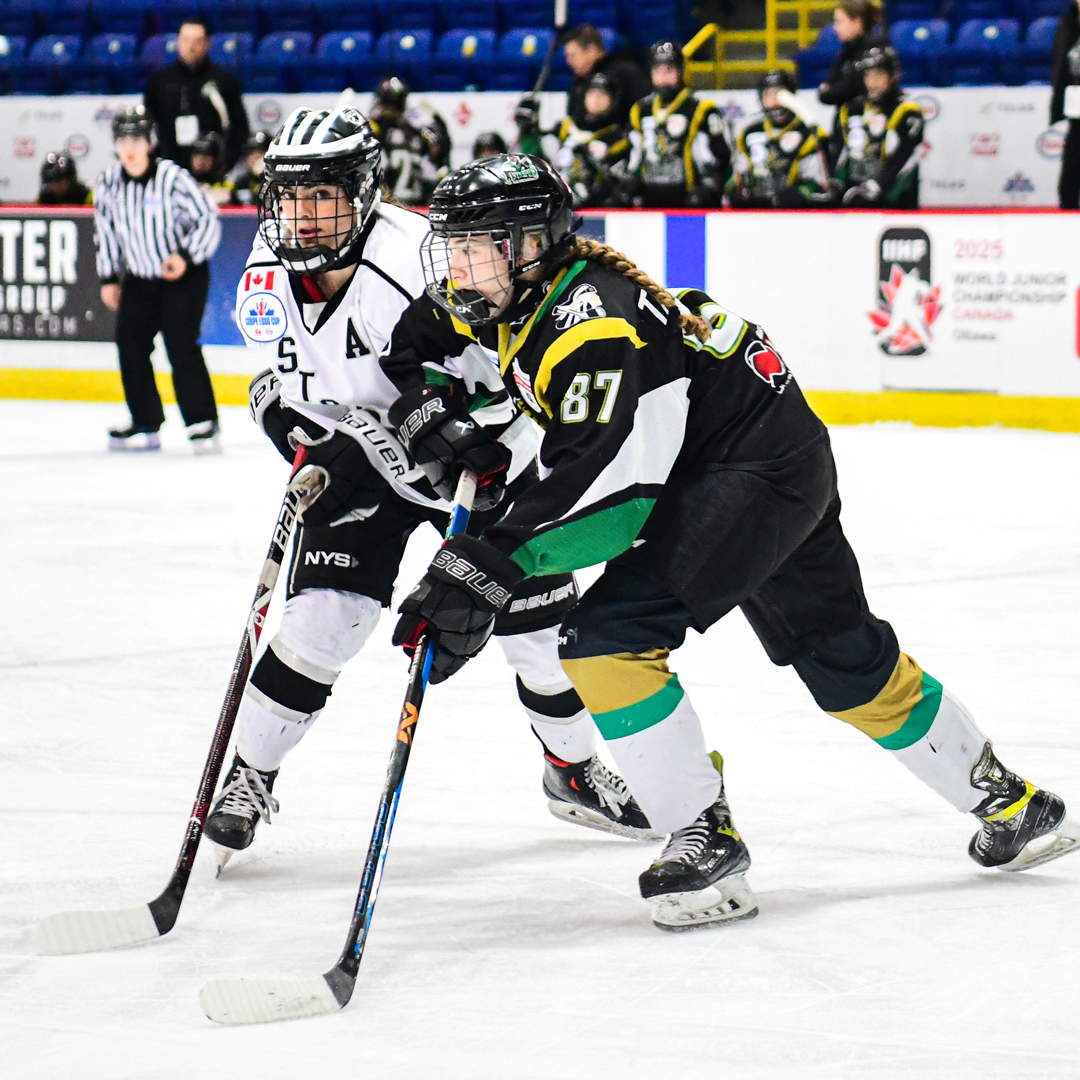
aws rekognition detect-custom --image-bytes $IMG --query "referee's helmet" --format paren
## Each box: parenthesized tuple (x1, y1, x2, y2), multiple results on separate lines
(259, 106, 383, 275)
(112, 105, 155, 144)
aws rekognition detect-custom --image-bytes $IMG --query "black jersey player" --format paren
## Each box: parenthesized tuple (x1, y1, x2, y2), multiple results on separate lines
(381, 155, 1077, 931)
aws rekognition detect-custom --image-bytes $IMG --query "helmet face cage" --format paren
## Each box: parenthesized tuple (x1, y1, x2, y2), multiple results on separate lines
(421, 229, 517, 327)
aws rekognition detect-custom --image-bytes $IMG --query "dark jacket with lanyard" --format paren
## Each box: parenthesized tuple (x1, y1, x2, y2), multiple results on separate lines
(554, 117, 631, 207)
(144, 58, 249, 173)
(818, 27, 890, 107)
(381, 259, 826, 622)
(626, 89, 732, 208)
(727, 115, 829, 207)
(830, 90, 923, 208)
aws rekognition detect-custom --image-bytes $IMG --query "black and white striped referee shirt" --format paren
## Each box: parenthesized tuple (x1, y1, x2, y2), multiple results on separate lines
(93, 158, 221, 283)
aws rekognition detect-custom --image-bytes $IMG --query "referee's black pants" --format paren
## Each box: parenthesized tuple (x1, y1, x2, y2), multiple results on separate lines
(1058, 120, 1080, 210)
(116, 265, 217, 430)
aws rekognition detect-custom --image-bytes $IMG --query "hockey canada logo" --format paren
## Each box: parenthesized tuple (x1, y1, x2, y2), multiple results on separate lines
(869, 227, 941, 356)
(241, 291, 286, 342)
(553, 283, 607, 329)
(745, 338, 791, 393)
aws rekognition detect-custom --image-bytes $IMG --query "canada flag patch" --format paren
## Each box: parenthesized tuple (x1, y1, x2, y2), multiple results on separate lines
(745, 338, 791, 393)
(243, 270, 275, 292)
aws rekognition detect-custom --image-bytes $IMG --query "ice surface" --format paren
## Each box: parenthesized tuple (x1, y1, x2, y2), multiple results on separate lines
(2, 400, 1078, 1078)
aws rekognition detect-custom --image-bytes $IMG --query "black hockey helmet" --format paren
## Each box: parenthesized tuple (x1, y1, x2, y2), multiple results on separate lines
(472, 130, 508, 159)
(191, 130, 223, 161)
(421, 154, 575, 326)
(758, 68, 798, 123)
(857, 44, 901, 79)
(649, 39, 684, 72)
(375, 76, 409, 111)
(514, 93, 541, 132)
(112, 104, 155, 143)
(259, 106, 383, 274)
(244, 129, 272, 155)
(41, 151, 77, 184)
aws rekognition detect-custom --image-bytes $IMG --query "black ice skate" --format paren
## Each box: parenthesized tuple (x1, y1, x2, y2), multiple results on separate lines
(543, 752, 663, 841)
(639, 753, 758, 932)
(204, 754, 279, 874)
(108, 423, 160, 452)
(187, 419, 221, 455)
(968, 743, 1079, 871)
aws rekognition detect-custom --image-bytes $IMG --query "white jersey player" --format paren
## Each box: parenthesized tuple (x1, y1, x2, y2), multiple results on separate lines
(206, 106, 658, 864)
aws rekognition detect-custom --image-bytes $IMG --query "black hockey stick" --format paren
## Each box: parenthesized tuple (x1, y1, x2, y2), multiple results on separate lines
(533, 0, 569, 94)
(199, 470, 478, 1025)
(34, 447, 327, 955)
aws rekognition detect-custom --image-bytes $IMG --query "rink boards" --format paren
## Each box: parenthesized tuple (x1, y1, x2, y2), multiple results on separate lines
(0, 207, 1078, 431)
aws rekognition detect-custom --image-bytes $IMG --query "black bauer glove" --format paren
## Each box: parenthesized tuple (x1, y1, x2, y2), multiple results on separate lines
(392, 535, 524, 683)
(388, 386, 511, 512)
(290, 425, 387, 529)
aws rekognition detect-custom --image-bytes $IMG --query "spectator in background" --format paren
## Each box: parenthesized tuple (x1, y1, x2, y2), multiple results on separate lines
(817, 0, 888, 108)
(145, 18, 249, 174)
(1050, 0, 1080, 208)
(227, 130, 271, 207)
(189, 131, 234, 207)
(473, 131, 508, 159)
(37, 152, 92, 206)
(564, 24, 650, 129)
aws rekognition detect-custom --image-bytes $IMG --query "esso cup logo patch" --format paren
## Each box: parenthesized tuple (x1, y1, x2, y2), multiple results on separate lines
(241, 291, 287, 342)
(745, 338, 791, 393)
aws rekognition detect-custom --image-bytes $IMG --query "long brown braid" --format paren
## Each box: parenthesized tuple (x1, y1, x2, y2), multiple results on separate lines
(570, 238, 712, 342)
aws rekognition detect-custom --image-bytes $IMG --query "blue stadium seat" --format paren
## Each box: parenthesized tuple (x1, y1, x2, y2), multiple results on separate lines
(0, 33, 27, 93)
(68, 32, 136, 93)
(209, 30, 255, 68)
(624, 2, 680, 52)
(140, 32, 179, 70)
(305, 27, 372, 86)
(92, 0, 149, 35)
(373, 26, 432, 84)
(27, 33, 83, 62)
(885, 1, 938, 21)
(85, 31, 137, 62)
(794, 23, 839, 88)
(949, 0, 1008, 23)
(891, 19, 950, 85)
(51, 0, 94, 37)
(443, 0, 499, 31)
(1020, 14, 1058, 82)
(254, 29, 314, 62)
(12, 33, 83, 94)
(487, 27, 553, 90)
(945, 18, 1020, 83)
(428, 28, 495, 89)
(157, 0, 219, 32)
(569, 0, 619, 30)
(258, 0, 317, 34)
(215, 0, 260, 34)
(0, 0, 38, 37)
(316, 0, 378, 33)
(379, 0, 437, 31)
(1012, 0, 1070, 26)
(501, 0, 556, 28)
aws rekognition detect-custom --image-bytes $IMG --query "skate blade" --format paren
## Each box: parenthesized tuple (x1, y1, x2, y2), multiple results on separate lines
(547, 799, 664, 842)
(1000, 815, 1080, 872)
(649, 873, 759, 932)
(191, 436, 222, 456)
(212, 843, 236, 877)
(109, 434, 161, 452)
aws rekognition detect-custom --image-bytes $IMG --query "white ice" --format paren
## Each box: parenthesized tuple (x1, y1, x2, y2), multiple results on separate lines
(2, 399, 1078, 1079)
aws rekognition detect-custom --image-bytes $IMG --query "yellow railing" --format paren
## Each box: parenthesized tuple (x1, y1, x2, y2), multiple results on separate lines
(684, 0, 836, 88)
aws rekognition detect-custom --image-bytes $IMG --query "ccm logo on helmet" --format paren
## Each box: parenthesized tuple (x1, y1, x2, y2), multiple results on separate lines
(517, 202, 543, 211)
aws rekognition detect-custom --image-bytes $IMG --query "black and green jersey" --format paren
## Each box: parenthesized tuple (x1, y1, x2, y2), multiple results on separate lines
(382, 261, 825, 580)
(830, 90, 923, 208)
(727, 116, 829, 207)
(554, 118, 630, 208)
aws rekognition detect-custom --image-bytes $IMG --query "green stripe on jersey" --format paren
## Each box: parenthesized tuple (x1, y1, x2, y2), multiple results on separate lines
(510, 497, 655, 577)
(593, 674, 685, 740)
(875, 672, 943, 749)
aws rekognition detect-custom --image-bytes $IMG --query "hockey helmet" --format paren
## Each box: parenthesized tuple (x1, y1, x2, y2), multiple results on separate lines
(41, 151, 77, 184)
(375, 76, 409, 112)
(112, 104, 155, 144)
(191, 130, 223, 162)
(421, 154, 575, 326)
(856, 44, 902, 94)
(758, 69, 799, 123)
(472, 131, 508, 159)
(649, 39, 684, 72)
(244, 130, 272, 155)
(259, 106, 383, 274)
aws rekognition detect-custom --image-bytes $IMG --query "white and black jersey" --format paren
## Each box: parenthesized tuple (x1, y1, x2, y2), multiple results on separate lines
(93, 158, 221, 282)
(237, 200, 540, 509)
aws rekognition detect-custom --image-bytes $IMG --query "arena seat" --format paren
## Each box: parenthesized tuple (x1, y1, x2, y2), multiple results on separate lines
(625, 2, 681, 52)
(316, 0, 379, 33)
(949, 0, 1009, 25)
(0, 0, 38, 38)
(1020, 15, 1058, 83)
(50, 0, 94, 37)
(372, 26, 432, 85)
(0, 33, 27, 94)
(379, 0, 438, 32)
(214, 0, 261, 34)
(1012, 0, 1072, 25)
(891, 19, 950, 85)
(501, 0, 556, 28)
(794, 23, 839, 88)
(428, 28, 496, 89)
(258, 0, 317, 34)
(10, 33, 82, 95)
(305, 28, 373, 87)
(92, 0, 148, 36)
(943, 18, 1020, 84)
(140, 32, 179, 71)
(885, 1, 939, 22)
(158, 0, 218, 32)
(66, 31, 136, 93)
(569, 0, 619, 30)
(209, 30, 255, 69)
(246, 29, 313, 91)
(487, 27, 553, 90)
(443, 0, 499, 32)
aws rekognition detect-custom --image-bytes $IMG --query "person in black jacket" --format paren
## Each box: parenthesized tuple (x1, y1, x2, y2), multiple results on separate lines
(564, 24, 651, 130)
(817, 0, 889, 108)
(144, 18, 250, 174)
(1050, 0, 1080, 208)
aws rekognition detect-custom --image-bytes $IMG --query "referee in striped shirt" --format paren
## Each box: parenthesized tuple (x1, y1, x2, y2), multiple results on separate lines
(94, 105, 222, 452)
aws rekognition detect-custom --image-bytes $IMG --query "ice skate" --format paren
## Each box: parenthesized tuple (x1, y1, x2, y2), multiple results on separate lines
(204, 754, 279, 873)
(543, 753, 663, 841)
(968, 743, 1080, 872)
(108, 423, 160, 452)
(639, 754, 758, 931)
(187, 420, 221, 455)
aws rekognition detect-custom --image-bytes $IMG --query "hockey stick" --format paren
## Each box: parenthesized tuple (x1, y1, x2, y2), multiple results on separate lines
(533, 0, 568, 94)
(199, 470, 478, 1025)
(34, 448, 327, 955)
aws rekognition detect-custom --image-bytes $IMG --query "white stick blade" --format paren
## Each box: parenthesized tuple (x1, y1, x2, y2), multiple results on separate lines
(34, 904, 160, 954)
(200, 975, 341, 1025)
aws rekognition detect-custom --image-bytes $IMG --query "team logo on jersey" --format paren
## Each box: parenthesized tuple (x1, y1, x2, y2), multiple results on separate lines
(745, 338, 791, 393)
(553, 283, 606, 329)
(869, 227, 941, 356)
(240, 292, 287, 342)
(243, 270, 275, 292)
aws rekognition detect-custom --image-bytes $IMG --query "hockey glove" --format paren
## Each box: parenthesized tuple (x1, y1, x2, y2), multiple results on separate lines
(249, 369, 311, 463)
(392, 535, 524, 683)
(289, 425, 387, 529)
(388, 386, 511, 512)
